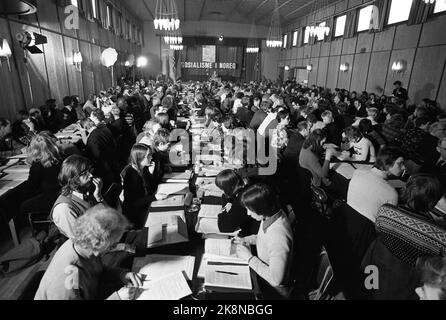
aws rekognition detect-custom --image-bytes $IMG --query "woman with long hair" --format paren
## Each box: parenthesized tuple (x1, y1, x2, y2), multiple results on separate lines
(121, 144, 163, 228)
(20, 133, 63, 216)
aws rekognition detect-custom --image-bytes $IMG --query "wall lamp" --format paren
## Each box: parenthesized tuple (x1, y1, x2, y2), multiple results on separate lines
(0, 38, 12, 71)
(391, 60, 406, 73)
(340, 62, 349, 72)
(73, 51, 82, 71)
(284, 65, 290, 71)
(306, 64, 313, 72)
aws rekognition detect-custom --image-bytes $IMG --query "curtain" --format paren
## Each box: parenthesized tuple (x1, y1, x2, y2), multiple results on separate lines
(371, 0, 392, 32)
(344, 9, 358, 38)
(408, 0, 435, 25)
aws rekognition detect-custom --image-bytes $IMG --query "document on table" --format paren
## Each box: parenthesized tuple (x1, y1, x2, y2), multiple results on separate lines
(150, 195, 185, 208)
(145, 211, 189, 248)
(156, 183, 189, 196)
(330, 162, 355, 180)
(132, 254, 195, 281)
(204, 238, 249, 263)
(162, 171, 192, 183)
(3, 165, 30, 174)
(204, 262, 252, 292)
(198, 204, 222, 219)
(137, 271, 192, 300)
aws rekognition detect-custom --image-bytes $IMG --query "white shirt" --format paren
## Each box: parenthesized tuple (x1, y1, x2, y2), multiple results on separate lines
(349, 137, 376, 162)
(347, 168, 398, 223)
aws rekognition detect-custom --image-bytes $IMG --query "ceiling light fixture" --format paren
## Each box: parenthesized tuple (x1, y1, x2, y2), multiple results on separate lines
(154, 0, 180, 31)
(266, 0, 282, 48)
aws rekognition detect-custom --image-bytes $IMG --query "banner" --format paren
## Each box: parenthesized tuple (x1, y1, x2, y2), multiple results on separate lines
(181, 62, 236, 69)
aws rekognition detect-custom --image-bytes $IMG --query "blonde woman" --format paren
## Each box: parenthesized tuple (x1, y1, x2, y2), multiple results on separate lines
(20, 133, 63, 216)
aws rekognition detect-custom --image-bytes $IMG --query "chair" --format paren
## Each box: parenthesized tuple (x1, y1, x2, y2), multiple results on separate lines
(307, 247, 337, 300)
(27, 211, 52, 238)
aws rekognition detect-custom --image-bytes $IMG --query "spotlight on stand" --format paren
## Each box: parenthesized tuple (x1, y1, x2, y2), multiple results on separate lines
(16, 31, 47, 54)
(218, 35, 224, 42)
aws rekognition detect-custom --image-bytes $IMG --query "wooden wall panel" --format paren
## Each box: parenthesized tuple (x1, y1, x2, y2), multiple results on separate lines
(317, 57, 329, 87)
(330, 38, 343, 56)
(419, 15, 446, 47)
(409, 46, 446, 104)
(297, 47, 304, 59)
(91, 45, 104, 92)
(372, 27, 395, 52)
(366, 51, 391, 94)
(436, 66, 446, 112)
(63, 37, 84, 100)
(311, 42, 321, 58)
(326, 55, 340, 89)
(393, 24, 421, 50)
(304, 45, 311, 59)
(342, 37, 357, 55)
(356, 32, 374, 53)
(350, 53, 370, 93)
(44, 31, 69, 104)
(337, 54, 354, 90)
(36, 0, 61, 33)
(79, 41, 95, 96)
(385, 48, 416, 96)
(308, 58, 319, 85)
(320, 42, 330, 57)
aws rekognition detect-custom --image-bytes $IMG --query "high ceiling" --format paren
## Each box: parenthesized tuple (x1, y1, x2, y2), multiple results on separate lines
(123, 0, 339, 26)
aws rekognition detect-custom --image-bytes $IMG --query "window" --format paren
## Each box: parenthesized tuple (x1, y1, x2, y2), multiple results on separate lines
(303, 27, 310, 44)
(91, 0, 98, 19)
(292, 30, 298, 46)
(335, 15, 346, 37)
(283, 34, 288, 48)
(388, 0, 413, 25)
(357, 5, 373, 32)
(70, 0, 78, 7)
(435, 0, 446, 13)
(106, 5, 113, 28)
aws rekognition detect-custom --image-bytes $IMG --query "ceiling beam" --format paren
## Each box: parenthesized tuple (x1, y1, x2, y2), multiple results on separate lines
(283, 0, 318, 21)
(198, 0, 207, 21)
(225, 0, 248, 21)
(142, 0, 154, 20)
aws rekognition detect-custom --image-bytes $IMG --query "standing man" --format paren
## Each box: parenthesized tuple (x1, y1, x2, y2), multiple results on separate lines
(392, 81, 408, 107)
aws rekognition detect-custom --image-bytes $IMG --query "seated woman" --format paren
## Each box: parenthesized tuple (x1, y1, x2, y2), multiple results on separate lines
(235, 183, 294, 298)
(341, 126, 376, 162)
(136, 120, 161, 145)
(20, 133, 63, 216)
(415, 255, 446, 300)
(361, 174, 446, 300)
(358, 119, 386, 154)
(35, 204, 142, 300)
(299, 129, 336, 187)
(271, 110, 290, 154)
(122, 144, 163, 229)
(51, 155, 104, 239)
(197, 169, 259, 236)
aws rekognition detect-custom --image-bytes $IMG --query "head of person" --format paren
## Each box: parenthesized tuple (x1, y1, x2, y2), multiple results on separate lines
(0, 118, 12, 139)
(59, 155, 94, 196)
(401, 174, 443, 213)
(129, 143, 154, 175)
(215, 169, 245, 197)
(374, 146, 405, 177)
(353, 99, 362, 109)
(87, 94, 96, 103)
(297, 121, 310, 138)
(415, 255, 446, 300)
(369, 93, 376, 101)
(89, 109, 105, 125)
(437, 137, 446, 161)
(116, 97, 128, 111)
(394, 80, 402, 89)
(276, 109, 290, 126)
(73, 204, 130, 257)
(152, 96, 161, 107)
(367, 107, 379, 120)
(155, 112, 170, 130)
(143, 120, 161, 136)
(240, 183, 280, 221)
(27, 133, 61, 168)
(153, 128, 171, 152)
(358, 118, 374, 135)
(210, 112, 223, 128)
(321, 110, 334, 125)
(302, 129, 326, 154)
(344, 126, 362, 143)
(63, 96, 73, 107)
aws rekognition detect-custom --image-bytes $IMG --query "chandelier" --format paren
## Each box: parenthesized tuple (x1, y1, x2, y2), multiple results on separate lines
(164, 28, 183, 45)
(266, 0, 282, 48)
(170, 45, 183, 50)
(246, 18, 260, 53)
(306, 0, 331, 41)
(154, 0, 180, 31)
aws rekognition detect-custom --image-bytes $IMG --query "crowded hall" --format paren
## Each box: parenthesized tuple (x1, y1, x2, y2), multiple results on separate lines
(0, 0, 446, 302)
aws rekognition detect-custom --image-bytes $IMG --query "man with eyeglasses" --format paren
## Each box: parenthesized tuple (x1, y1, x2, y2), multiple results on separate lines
(51, 155, 104, 240)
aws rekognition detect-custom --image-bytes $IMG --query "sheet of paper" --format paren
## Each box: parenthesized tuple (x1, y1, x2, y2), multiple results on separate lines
(196, 217, 220, 234)
(162, 171, 192, 183)
(0, 179, 25, 191)
(330, 162, 355, 179)
(3, 165, 30, 174)
(3, 172, 28, 181)
(351, 163, 374, 171)
(205, 238, 232, 256)
(205, 262, 252, 291)
(198, 204, 222, 219)
(137, 272, 192, 300)
(150, 195, 185, 208)
(133, 255, 195, 281)
(145, 212, 189, 248)
(156, 183, 189, 196)
(147, 223, 163, 245)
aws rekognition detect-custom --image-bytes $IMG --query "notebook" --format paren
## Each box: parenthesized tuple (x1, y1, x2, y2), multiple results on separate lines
(204, 262, 252, 292)
(132, 254, 195, 281)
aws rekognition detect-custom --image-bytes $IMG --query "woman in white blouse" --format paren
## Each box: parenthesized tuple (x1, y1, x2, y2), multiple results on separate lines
(235, 183, 294, 298)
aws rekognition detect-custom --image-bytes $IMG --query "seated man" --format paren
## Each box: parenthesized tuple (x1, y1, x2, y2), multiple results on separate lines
(347, 146, 405, 223)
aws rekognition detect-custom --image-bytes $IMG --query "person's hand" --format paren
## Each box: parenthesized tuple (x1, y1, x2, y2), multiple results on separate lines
(92, 177, 103, 202)
(325, 148, 336, 161)
(236, 244, 253, 260)
(232, 236, 248, 246)
(223, 202, 232, 212)
(122, 272, 143, 287)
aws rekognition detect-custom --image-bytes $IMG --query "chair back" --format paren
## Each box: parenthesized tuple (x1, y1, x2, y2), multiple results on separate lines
(308, 247, 335, 300)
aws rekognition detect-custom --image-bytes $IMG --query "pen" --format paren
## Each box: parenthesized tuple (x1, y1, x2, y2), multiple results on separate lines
(216, 271, 238, 275)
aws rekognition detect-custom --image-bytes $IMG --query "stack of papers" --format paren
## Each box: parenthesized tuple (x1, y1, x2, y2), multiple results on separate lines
(204, 238, 249, 264)
(156, 183, 189, 196)
(150, 195, 185, 208)
(145, 210, 189, 248)
(204, 262, 252, 292)
(132, 254, 195, 281)
(136, 272, 192, 300)
(198, 204, 222, 219)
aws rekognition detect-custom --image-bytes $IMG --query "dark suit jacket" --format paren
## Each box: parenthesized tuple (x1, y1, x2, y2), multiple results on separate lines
(60, 106, 78, 129)
(249, 110, 267, 131)
(235, 107, 254, 128)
